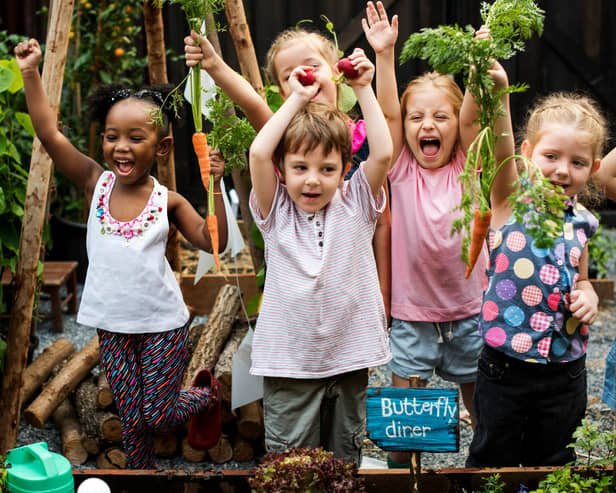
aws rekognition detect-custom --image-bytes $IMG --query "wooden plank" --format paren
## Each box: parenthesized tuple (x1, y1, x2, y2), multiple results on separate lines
(180, 273, 258, 316)
(366, 388, 459, 453)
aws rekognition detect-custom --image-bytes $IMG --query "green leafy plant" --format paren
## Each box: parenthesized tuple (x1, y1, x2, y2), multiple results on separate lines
(466, 473, 507, 493)
(249, 447, 366, 493)
(531, 419, 615, 493)
(588, 222, 611, 279)
(0, 32, 33, 309)
(400, 0, 565, 271)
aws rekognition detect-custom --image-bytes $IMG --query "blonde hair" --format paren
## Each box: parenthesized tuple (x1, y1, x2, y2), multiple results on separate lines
(522, 92, 607, 161)
(400, 72, 464, 123)
(273, 101, 352, 172)
(265, 28, 339, 89)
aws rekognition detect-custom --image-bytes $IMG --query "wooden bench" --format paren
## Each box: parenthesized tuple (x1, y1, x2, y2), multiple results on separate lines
(1, 261, 78, 333)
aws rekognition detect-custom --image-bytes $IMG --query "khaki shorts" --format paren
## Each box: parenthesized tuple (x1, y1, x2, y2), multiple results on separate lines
(262, 368, 368, 464)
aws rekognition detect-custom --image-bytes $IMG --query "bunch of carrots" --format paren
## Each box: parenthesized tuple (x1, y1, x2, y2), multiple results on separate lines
(401, 0, 564, 278)
(158, 0, 225, 270)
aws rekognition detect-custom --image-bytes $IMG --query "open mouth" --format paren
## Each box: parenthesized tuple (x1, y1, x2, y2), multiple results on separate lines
(420, 138, 441, 158)
(115, 159, 134, 175)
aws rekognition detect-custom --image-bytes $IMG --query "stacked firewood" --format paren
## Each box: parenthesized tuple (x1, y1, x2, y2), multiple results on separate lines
(20, 284, 265, 468)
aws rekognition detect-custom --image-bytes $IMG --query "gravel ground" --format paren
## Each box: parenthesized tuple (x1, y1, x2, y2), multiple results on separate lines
(13, 228, 616, 470)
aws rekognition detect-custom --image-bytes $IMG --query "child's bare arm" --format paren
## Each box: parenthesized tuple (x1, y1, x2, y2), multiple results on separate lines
(15, 39, 102, 195)
(594, 146, 616, 202)
(248, 67, 317, 216)
(170, 149, 228, 252)
(344, 48, 393, 197)
(185, 31, 273, 131)
(363, 1, 403, 161)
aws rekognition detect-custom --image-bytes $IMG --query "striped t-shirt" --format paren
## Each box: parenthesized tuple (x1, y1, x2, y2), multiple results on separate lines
(249, 164, 391, 378)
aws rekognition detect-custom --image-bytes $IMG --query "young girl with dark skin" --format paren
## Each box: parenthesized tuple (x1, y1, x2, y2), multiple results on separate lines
(15, 38, 228, 469)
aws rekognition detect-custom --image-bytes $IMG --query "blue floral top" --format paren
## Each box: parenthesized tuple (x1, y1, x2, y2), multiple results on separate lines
(479, 200, 598, 363)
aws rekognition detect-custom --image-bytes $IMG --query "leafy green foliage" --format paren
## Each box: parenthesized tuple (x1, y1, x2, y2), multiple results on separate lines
(531, 420, 615, 493)
(401, 0, 565, 266)
(467, 473, 506, 493)
(0, 32, 32, 308)
(205, 88, 256, 174)
(249, 447, 366, 493)
(588, 222, 611, 279)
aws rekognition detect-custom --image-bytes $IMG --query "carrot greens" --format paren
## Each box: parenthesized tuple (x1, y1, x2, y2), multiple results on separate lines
(400, 0, 565, 270)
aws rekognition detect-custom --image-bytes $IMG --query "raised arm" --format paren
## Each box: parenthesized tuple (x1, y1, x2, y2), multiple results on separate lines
(486, 60, 516, 227)
(248, 67, 317, 216)
(185, 31, 273, 131)
(594, 146, 616, 202)
(363, 1, 404, 161)
(15, 39, 102, 196)
(343, 48, 393, 197)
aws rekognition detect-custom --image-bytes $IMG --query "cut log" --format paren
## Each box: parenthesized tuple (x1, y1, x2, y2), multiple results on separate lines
(231, 436, 254, 463)
(236, 400, 264, 441)
(74, 376, 123, 445)
(183, 285, 241, 387)
(214, 320, 248, 403)
(154, 430, 177, 458)
(181, 438, 207, 463)
(207, 434, 233, 464)
(24, 335, 99, 428)
(96, 370, 114, 410)
(96, 446, 127, 469)
(52, 398, 88, 465)
(20, 338, 75, 406)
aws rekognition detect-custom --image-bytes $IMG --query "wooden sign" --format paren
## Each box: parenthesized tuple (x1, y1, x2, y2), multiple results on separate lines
(366, 387, 459, 452)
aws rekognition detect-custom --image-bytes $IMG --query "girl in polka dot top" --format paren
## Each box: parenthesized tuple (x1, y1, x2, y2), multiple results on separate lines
(467, 93, 608, 468)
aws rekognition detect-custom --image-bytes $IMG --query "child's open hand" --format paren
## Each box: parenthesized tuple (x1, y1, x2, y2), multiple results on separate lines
(209, 148, 225, 185)
(569, 289, 599, 325)
(339, 48, 374, 88)
(184, 30, 217, 71)
(362, 1, 398, 54)
(14, 38, 42, 73)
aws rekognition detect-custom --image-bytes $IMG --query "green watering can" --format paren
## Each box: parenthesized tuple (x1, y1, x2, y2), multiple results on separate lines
(5, 442, 73, 493)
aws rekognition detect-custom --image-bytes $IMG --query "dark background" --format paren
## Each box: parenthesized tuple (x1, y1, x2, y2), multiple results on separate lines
(2, 0, 615, 217)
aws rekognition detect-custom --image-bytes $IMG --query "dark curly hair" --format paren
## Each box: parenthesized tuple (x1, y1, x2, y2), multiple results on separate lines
(87, 83, 183, 136)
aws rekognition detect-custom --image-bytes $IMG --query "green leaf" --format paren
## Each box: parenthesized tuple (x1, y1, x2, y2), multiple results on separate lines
(337, 83, 357, 113)
(15, 112, 34, 137)
(0, 63, 14, 93)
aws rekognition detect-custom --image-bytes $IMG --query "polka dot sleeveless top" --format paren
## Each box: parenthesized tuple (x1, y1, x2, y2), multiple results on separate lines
(480, 200, 598, 364)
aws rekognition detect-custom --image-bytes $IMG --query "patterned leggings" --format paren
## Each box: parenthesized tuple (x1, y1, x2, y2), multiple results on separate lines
(98, 326, 211, 469)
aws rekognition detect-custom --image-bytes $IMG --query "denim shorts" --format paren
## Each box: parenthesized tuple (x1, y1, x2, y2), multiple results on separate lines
(602, 337, 616, 410)
(388, 314, 482, 383)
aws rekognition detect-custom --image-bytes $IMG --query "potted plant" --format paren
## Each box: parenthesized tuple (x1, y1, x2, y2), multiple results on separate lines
(249, 447, 366, 493)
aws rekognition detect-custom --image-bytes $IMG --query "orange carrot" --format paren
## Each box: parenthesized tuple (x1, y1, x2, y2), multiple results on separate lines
(207, 214, 220, 271)
(465, 208, 492, 279)
(192, 132, 210, 189)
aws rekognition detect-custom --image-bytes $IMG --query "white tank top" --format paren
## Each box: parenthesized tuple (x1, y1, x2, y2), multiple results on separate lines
(77, 171, 189, 333)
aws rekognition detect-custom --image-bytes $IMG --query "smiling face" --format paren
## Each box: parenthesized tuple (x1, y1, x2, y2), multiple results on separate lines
(101, 98, 168, 186)
(522, 123, 600, 198)
(272, 38, 339, 106)
(403, 86, 460, 170)
(281, 144, 345, 214)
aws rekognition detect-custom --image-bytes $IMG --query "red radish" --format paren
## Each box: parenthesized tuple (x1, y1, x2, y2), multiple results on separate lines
(298, 68, 316, 86)
(337, 57, 359, 79)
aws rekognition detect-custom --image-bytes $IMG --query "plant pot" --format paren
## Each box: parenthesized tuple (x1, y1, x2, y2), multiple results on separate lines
(46, 215, 88, 283)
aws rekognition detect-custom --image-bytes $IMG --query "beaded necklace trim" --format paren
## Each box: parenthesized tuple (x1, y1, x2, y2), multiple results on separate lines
(95, 173, 163, 241)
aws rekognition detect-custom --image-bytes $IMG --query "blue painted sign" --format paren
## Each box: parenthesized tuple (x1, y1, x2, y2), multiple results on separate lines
(366, 387, 459, 452)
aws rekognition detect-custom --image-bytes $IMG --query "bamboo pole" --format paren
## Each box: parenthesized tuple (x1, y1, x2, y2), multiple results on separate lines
(0, 0, 74, 455)
(143, 0, 180, 271)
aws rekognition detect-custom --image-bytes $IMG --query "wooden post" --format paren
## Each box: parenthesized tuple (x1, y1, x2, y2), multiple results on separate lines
(143, 0, 180, 271)
(408, 376, 425, 493)
(0, 0, 74, 455)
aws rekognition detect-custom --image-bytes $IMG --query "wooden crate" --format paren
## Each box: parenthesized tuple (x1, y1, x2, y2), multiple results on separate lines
(590, 278, 614, 305)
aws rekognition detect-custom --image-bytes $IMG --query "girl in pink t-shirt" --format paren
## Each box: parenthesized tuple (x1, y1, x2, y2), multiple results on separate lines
(364, 1, 510, 467)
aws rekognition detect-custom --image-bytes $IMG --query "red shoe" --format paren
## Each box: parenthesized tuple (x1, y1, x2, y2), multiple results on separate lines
(187, 369, 222, 450)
